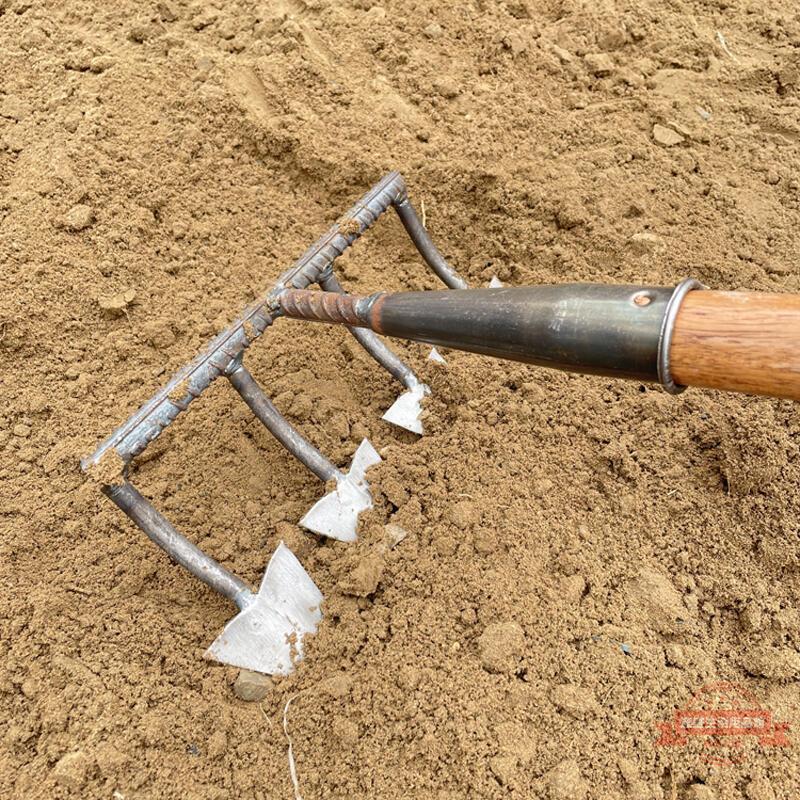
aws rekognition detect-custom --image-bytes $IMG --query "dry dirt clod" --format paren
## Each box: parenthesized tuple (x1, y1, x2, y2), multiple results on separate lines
(0, 95, 27, 121)
(739, 602, 763, 632)
(473, 527, 497, 554)
(433, 78, 460, 99)
(331, 716, 359, 746)
(542, 759, 588, 800)
(551, 44, 573, 63)
(321, 673, 353, 699)
(339, 551, 385, 596)
(477, 621, 525, 674)
(84, 449, 126, 488)
(555, 200, 587, 230)
(560, 574, 586, 604)
(550, 684, 601, 719)
(489, 755, 519, 787)
(233, 669, 272, 702)
(51, 750, 91, 790)
(448, 500, 478, 530)
(627, 568, 692, 635)
(157, 1, 178, 22)
(687, 785, 717, 800)
(206, 730, 227, 759)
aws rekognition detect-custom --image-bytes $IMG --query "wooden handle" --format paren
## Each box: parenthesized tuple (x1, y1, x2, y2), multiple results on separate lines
(670, 290, 800, 400)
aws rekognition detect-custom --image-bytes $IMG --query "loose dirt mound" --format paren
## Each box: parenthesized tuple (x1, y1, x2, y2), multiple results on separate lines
(2, 1, 800, 798)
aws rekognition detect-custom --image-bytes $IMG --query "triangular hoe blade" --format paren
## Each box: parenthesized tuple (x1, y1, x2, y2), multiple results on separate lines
(427, 347, 446, 364)
(382, 383, 430, 435)
(300, 439, 381, 542)
(205, 542, 322, 676)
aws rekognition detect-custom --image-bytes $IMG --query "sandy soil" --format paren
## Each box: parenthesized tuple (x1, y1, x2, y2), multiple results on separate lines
(3, 0, 800, 797)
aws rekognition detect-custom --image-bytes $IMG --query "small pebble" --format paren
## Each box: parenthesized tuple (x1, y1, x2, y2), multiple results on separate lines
(433, 78, 460, 99)
(13, 424, 30, 438)
(233, 669, 272, 701)
(652, 123, 684, 147)
(90, 55, 115, 73)
(61, 204, 95, 232)
(584, 52, 614, 76)
(628, 232, 664, 255)
(423, 22, 443, 39)
(383, 523, 408, 549)
(551, 45, 573, 63)
(157, 1, 178, 22)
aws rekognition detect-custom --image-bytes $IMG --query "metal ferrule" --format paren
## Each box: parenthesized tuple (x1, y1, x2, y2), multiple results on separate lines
(657, 278, 704, 393)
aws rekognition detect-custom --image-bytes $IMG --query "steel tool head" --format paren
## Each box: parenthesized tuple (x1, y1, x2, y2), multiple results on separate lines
(300, 438, 381, 542)
(206, 542, 323, 676)
(83, 173, 471, 674)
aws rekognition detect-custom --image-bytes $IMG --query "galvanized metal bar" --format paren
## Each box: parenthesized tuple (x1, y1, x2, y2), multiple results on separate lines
(105, 481, 253, 609)
(317, 269, 418, 388)
(393, 197, 468, 290)
(82, 171, 408, 472)
(227, 362, 339, 483)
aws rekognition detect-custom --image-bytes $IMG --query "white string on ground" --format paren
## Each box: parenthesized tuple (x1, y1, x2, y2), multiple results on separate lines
(716, 31, 739, 62)
(283, 696, 303, 800)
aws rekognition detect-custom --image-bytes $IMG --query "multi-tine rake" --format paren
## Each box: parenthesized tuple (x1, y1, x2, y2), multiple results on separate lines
(85, 172, 800, 676)
(82, 173, 469, 676)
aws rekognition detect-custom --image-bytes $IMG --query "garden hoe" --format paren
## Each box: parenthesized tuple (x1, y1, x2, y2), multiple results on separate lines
(83, 172, 800, 677)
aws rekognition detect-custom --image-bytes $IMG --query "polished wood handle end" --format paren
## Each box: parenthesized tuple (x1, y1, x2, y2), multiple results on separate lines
(670, 290, 800, 401)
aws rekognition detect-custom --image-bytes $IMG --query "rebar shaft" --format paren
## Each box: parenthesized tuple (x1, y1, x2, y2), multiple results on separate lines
(277, 288, 373, 326)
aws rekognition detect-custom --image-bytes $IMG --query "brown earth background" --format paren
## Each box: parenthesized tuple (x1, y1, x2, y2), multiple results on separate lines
(3, 0, 800, 798)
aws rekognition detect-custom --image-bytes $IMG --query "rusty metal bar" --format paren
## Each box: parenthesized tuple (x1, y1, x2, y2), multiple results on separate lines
(105, 481, 253, 609)
(226, 362, 339, 483)
(316, 268, 418, 388)
(394, 196, 468, 290)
